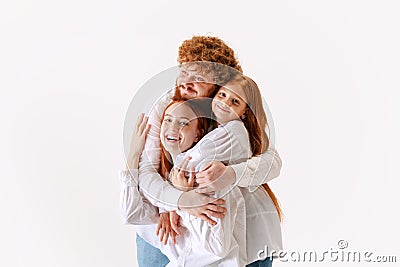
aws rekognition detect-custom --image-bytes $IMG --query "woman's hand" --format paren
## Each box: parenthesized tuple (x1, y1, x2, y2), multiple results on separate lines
(169, 157, 195, 192)
(169, 211, 182, 242)
(195, 161, 236, 194)
(126, 113, 151, 170)
(156, 212, 179, 245)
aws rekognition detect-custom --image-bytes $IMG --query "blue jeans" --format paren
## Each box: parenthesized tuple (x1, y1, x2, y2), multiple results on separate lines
(246, 257, 273, 267)
(136, 234, 169, 267)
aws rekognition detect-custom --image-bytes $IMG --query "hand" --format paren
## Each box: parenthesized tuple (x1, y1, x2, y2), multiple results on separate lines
(169, 157, 195, 192)
(169, 211, 182, 241)
(195, 161, 236, 194)
(178, 190, 227, 226)
(156, 212, 179, 245)
(126, 113, 151, 170)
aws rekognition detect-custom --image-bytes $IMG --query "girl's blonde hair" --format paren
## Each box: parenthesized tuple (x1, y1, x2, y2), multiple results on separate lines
(228, 74, 283, 222)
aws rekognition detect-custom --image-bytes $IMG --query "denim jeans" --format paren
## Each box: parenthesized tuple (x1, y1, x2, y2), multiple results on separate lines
(246, 257, 273, 267)
(136, 234, 169, 267)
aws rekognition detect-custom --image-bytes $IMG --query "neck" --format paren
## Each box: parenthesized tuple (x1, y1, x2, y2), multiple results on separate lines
(167, 150, 179, 163)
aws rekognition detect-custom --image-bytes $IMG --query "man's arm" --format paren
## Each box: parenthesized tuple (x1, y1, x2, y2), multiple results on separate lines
(119, 169, 159, 225)
(138, 90, 184, 210)
(232, 147, 282, 189)
(196, 147, 282, 193)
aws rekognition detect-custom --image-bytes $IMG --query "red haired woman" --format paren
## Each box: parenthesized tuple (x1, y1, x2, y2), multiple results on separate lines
(122, 99, 247, 266)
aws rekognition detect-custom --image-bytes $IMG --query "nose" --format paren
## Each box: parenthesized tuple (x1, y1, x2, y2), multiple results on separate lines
(220, 97, 231, 107)
(170, 122, 180, 131)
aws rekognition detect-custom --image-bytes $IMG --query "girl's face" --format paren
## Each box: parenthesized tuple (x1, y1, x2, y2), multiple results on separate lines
(160, 103, 200, 158)
(212, 82, 248, 124)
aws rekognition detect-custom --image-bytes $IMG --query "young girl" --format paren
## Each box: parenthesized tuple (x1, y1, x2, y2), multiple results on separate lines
(121, 99, 247, 266)
(172, 74, 283, 266)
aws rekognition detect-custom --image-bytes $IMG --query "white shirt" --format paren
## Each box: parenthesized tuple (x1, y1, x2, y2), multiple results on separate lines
(134, 89, 283, 263)
(119, 169, 159, 225)
(120, 169, 247, 266)
(137, 89, 283, 209)
(175, 120, 283, 262)
(136, 186, 246, 267)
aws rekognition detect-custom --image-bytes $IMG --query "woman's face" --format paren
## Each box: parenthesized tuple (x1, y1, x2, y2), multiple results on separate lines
(160, 102, 199, 158)
(212, 82, 248, 124)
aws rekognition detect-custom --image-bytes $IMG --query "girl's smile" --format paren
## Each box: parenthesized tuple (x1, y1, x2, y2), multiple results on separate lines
(212, 83, 248, 124)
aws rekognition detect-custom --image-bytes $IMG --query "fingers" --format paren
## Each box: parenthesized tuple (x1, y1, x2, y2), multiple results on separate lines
(198, 214, 217, 226)
(204, 209, 226, 219)
(135, 113, 145, 132)
(162, 229, 169, 245)
(206, 203, 227, 214)
(198, 162, 212, 173)
(156, 220, 161, 236)
(170, 218, 182, 237)
(170, 230, 177, 244)
(209, 198, 226, 206)
(138, 115, 148, 135)
(188, 166, 195, 188)
(179, 156, 191, 172)
(158, 223, 169, 244)
(195, 187, 215, 194)
(143, 123, 151, 136)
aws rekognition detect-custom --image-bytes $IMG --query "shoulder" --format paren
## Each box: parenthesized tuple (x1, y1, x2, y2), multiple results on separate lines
(223, 120, 248, 136)
(152, 88, 174, 113)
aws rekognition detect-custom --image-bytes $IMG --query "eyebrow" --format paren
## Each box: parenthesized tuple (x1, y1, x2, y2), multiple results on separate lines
(164, 114, 191, 120)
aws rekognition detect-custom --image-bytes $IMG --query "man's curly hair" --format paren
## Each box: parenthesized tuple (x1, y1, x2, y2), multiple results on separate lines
(178, 36, 242, 86)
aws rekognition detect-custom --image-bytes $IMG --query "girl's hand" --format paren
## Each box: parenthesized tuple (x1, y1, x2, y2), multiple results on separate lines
(156, 212, 179, 245)
(169, 211, 182, 242)
(169, 157, 195, 192)
(195, 161, 236, 194)
(126, 113, 151, 170)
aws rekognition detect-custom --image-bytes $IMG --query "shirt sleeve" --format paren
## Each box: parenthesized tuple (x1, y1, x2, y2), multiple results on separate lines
(231, 147, 282, 191)
(119, 169, 159, 225)
(138, 91, 183, 210)
(175, 121, 251, 172)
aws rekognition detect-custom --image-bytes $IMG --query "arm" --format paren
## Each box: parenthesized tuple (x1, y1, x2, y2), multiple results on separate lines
(196, 146, 282, 193)
(120, 169, 159, 225)
(138, 91, 184, 210)
(175, 122, 251, 173)
(120, 113, 159, 224)
(231, 147, 282, 189)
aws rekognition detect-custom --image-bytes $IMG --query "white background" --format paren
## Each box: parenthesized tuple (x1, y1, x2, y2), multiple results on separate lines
(2, 1, 399, 266)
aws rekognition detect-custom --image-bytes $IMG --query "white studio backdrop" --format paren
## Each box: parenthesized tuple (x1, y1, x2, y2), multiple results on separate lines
(1, 1, 399, 266)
